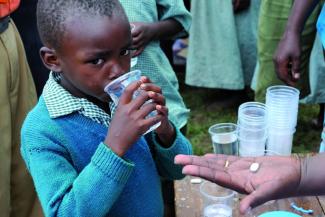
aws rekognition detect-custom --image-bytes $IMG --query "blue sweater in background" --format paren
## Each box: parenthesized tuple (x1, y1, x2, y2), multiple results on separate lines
(21, 97, 192, 217)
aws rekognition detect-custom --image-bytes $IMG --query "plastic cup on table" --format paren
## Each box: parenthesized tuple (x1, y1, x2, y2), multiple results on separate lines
(200, 181, 235, 217)
(209, 123, 238, 155)
(238, 137, 267, 157)
(237, 125, 268, 142)
(266, 85, 299, 129)
(238, 102, 268, 129)
(266, 128, 296, 156)
(104, 70, 161, 134)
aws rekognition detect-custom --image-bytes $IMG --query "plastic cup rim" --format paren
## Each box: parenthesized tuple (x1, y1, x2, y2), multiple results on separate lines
(104, 69, 141, 93)
(208, 123, 237, 135)
(266, 85, 300, 96)
(200, 181, 235, 200)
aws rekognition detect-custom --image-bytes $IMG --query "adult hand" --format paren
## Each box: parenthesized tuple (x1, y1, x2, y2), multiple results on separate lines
(130, 22, 156, 57)
(104, 78, 163, 156)
(174, 154, 301, 214)
(273, 31, 301, 86)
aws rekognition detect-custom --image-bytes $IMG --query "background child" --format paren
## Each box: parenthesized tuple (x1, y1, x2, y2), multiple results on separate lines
(20, 0, 192, 216)
(118, 2, 191, 216)
(119, 0, 191, 133)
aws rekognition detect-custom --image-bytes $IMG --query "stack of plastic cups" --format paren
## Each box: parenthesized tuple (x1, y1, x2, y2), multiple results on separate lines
(266, 85, 300, 156)
(237, 102, 268, 157)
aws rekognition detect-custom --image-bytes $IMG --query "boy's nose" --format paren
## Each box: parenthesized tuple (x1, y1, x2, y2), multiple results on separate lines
(109, 64, 126, 80)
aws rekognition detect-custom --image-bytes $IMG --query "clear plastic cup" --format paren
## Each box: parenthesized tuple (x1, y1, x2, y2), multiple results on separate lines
(266, 85, 300, 99)
(239, 148, 280, 157)
(237, 124, 268, 141)
(209, 123, 238, 155)
(238, 137, 267, 157)
(200, 181, 235, 217)
(266, 128, 296, 156)
(266, 86, 300, 129)
(104, 70, 161, 134)
(238, 102, 267, 128)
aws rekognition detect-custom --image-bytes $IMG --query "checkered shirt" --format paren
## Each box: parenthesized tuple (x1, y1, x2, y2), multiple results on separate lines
(43, 72, 115, 127)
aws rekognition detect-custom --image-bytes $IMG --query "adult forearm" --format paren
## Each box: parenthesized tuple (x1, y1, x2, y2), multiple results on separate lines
(151, 19, 183, 40)
(286, 0, 320, 34)
(297, 153, 325, 196)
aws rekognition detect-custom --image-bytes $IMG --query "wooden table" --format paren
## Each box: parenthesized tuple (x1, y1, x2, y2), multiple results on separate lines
(174, 176, 325, 217)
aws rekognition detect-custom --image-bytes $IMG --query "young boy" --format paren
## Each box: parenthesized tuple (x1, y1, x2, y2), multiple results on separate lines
(20, 0, 192, 216)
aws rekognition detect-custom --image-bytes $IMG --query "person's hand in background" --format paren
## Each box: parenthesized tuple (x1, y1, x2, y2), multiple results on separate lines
(273, 30, 301, 86)
(130, 22, 156, 57)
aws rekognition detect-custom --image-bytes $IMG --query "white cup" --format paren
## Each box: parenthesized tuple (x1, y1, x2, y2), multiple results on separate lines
(267, 129, 296, 156)
(238, 137, 267, 157)
(266, 85, 300, 129)
(238, 102, 268, 128)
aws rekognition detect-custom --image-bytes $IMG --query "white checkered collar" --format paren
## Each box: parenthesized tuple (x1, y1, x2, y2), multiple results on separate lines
(43, 72, 115, 125)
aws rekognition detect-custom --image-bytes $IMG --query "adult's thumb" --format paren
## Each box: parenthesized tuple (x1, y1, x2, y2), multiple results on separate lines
(239, 191, 266, 215)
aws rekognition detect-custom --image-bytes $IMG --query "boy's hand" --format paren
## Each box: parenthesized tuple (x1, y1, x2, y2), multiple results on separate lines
(104, 78, 163, 156)
(130, 22, 156, 57)
(139, 77, 176, 148)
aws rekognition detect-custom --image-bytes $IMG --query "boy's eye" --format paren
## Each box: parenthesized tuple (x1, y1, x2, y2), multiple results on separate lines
(90, 58, 104, 65)
(120, 49, 130, 56)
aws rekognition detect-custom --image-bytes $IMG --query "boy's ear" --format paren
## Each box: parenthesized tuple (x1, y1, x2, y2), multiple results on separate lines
(39, 47, 62, 72)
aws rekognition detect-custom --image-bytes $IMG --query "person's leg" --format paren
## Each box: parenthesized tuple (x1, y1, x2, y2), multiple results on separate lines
(0, 18, 14, 217)
(3, 20, 42, 217)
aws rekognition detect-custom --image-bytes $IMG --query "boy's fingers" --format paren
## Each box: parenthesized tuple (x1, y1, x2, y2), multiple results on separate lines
(148, 92, 165, 106)
(141, 113, 163, 128)
(156, 105, 168, 116)
(138, 102, 157, 118)
(119, 80, 142, 104)
(140, 83, 162, 93)
(131, 90, 150, 109)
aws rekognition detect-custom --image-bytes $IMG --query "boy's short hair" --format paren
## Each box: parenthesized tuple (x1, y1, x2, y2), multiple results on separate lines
(37, 0, 127, 50)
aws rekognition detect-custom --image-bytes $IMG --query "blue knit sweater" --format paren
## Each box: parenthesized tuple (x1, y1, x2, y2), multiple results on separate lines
(21, 97, 192, 217)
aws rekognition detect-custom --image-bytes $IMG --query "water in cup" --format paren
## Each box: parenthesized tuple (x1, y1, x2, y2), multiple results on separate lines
(209, 123, 238, 155)
(204, 204, 232, 217)
(212, 133, 238, 155)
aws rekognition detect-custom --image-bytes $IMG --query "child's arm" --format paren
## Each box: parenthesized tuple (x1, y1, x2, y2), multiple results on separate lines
(130, 0, 191, 56)
(21, 121, 134, 217)
(146, 124, 193, 180)
(131, 20, 182, 56)
(140, 77, 193, 180)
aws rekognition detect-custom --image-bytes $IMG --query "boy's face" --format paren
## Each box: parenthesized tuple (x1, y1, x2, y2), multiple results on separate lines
(50, 14, 132, 103)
